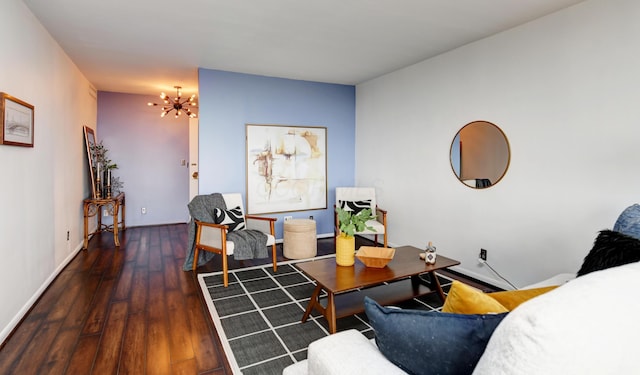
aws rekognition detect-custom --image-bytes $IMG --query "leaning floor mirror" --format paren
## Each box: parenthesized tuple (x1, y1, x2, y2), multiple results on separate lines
(83, 125, 98, 198)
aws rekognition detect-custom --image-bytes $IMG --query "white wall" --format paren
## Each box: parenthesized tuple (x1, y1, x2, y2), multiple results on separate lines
(0, 0, 96, 342)
(356, 0, 640, 288)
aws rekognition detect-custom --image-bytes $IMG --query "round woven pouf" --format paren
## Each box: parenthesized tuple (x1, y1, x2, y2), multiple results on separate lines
(283, 219, 317, 259)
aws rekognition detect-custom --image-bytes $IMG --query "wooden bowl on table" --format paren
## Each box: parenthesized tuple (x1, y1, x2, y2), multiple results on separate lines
(356, 246, 396, 268)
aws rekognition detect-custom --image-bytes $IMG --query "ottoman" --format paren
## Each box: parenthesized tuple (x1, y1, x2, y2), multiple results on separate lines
(284, 219, 317, 259)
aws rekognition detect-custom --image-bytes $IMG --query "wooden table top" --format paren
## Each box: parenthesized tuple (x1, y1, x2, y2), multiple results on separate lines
(296, 245, 460, 294)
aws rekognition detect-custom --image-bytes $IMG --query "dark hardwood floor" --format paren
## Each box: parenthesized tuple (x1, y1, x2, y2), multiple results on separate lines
(0, 223, 497, 374)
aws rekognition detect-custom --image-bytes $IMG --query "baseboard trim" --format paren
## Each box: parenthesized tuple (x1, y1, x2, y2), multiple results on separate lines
(0, 242, 84, 346)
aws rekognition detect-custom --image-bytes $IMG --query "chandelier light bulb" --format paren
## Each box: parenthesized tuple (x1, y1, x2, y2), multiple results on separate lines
(148, 85, 197, 118)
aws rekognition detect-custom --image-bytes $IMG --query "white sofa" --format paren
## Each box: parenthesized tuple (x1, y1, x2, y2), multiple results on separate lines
(283, 262, 640, 374)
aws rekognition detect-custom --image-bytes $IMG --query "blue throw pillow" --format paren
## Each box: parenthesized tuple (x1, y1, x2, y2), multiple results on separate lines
(613, 204, 640, 240)
(364, 297, 507, 375)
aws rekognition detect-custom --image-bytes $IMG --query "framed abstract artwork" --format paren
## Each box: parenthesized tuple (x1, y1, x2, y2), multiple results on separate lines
(1, 93, 34, 147)
(246, 124, 327, 214)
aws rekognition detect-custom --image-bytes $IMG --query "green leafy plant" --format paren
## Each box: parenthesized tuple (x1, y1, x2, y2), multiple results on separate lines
(337, 207, 376, 238)
(90, 140, 118, 170)
(90, 140, 124, 194)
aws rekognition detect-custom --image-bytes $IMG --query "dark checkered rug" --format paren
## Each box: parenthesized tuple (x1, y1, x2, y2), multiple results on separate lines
(197, 256, 454, 375)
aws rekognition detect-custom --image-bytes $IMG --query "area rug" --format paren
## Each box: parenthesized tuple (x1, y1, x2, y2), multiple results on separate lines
(197, 256, 453, 375)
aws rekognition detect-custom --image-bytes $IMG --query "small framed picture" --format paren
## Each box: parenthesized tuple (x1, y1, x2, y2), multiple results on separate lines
(1, 93, 34, 147)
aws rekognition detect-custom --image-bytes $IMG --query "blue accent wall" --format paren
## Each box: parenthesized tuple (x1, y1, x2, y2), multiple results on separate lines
(198, 69, 356, 237)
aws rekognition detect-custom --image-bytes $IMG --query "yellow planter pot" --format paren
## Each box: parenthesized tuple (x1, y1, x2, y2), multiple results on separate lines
(336, 234, 355, 266)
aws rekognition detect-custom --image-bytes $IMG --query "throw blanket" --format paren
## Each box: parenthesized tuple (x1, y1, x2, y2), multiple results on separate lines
(182, 193, 268, 271)
(227, 230, 268, 260)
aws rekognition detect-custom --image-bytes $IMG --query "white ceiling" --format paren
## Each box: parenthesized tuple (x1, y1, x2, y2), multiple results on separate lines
(23, 0, 585, 96)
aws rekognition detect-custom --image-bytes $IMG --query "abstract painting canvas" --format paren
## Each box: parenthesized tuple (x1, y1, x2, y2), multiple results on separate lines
(246, 124, 327, 214)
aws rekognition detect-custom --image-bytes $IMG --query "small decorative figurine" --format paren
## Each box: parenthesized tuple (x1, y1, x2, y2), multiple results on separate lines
(425, 241, 437, 265)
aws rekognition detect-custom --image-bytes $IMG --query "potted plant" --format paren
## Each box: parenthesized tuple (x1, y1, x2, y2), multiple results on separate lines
(90, 140, 124, 196)
(336, 207, 376, 266)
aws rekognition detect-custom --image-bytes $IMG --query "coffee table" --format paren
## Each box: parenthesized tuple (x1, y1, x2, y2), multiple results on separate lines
(297, 246, 460, 334)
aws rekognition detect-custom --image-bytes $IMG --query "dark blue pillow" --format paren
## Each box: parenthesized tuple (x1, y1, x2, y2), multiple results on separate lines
(364, 297, 507, 375)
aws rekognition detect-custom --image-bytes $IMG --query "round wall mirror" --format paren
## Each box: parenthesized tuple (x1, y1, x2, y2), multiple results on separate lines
(450, 121, 510, 189)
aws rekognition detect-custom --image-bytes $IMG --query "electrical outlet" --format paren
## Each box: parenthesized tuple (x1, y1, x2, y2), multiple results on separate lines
(67, 231, 70, 241)
(284, 216, 292, 221)
(103, 209, 109, 216)
(141, 207, 147, 214)
(309, 215, 314, 220)
(480, 249, 488, 261)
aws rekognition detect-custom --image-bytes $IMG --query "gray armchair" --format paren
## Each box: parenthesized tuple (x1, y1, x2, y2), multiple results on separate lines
(190, 193, 277, 286)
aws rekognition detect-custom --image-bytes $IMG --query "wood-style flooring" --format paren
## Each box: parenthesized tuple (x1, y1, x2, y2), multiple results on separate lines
(0, 223, 497, 374)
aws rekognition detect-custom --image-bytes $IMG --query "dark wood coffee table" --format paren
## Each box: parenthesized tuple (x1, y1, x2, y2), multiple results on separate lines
(297, 245, 460, 333)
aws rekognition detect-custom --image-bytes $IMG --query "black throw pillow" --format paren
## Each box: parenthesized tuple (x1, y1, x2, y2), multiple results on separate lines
(577, 229, 640, 277)
(338, 199, 372, 215)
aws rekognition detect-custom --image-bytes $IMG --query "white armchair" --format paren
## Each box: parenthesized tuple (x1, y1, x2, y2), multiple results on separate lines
(335, 187, 388, 247)
(193, 193, 277, 286)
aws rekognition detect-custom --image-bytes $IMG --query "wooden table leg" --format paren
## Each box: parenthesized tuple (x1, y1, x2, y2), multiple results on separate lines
(429, 271, 446, 302)
(113, 201, 120, 247)
(302, 284, 322, 323)
(120, 196, 126, 231)
(414, 271, 447, 302)
(83, 202, 90, 249)
(327, 292, 337, 334)
(97, 205, 102, 230)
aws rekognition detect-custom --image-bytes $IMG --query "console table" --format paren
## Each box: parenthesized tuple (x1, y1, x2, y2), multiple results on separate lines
(83, 192, 126, 249)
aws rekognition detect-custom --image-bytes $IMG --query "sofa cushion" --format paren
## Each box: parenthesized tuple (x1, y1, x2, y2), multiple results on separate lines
(213, 206, 246, 232)
(576, 229, 640, 277)
(305, 329, 407, 375)
(365, 297, 507, 375)
(487, 285, 557, 311)
(441, 281, 508, 314)
(473, 261, 640, 375)
(442, 281, 557, 314)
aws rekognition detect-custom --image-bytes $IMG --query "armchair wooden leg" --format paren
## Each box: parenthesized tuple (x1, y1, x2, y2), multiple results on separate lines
(271, 244, 277, 272)
(192, 247, 199, 272)
(222, 252, 228, 287)
(374, 234, 379, 247)
(383, 233, 388, 248)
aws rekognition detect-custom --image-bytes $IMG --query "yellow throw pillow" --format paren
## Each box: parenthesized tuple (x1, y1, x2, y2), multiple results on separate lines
(487, 286, 558, 310)
(442, 280, 508, 314)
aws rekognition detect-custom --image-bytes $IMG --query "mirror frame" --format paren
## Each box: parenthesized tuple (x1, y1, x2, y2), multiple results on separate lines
(83, 125, 97, 199)
(450, 120, 511, 189)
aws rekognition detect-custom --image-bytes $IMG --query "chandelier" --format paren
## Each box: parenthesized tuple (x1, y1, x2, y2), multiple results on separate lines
(148, 86, 197, 118)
